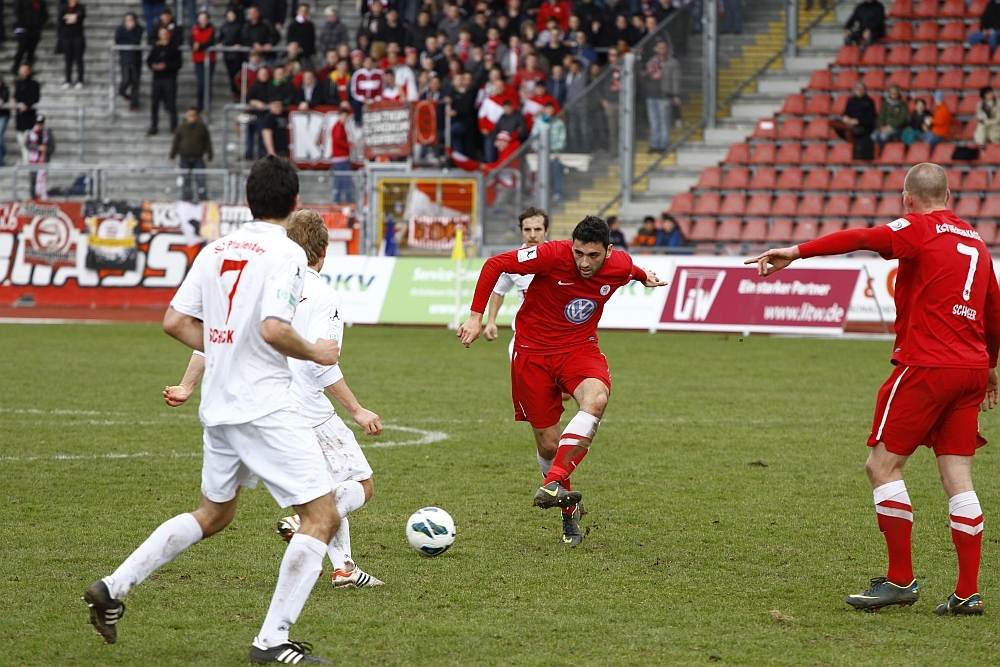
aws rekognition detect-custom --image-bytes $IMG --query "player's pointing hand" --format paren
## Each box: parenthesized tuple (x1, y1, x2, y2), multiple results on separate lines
(312, 338, 341, 366)
(640, 269, 667, 288)
(744, 246, 801, 277)
(458, 316, 483, 348)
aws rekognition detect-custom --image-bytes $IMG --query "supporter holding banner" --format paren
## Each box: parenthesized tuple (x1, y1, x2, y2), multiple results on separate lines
(84, 201, 141, 271)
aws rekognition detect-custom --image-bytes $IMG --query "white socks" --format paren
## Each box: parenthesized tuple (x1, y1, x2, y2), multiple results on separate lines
(103, 512, 203, 600)
(560, 411, 600, 449)
(873, 480, 913, 521)
(537, 453, 553, 477)
(256, 533, 326, 648)
(950, 490, 984, 536)
(328, 481, 366, 572)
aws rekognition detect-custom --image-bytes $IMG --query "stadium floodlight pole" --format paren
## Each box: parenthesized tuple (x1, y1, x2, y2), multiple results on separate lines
(703, 0, 718, 129)
(536, 120, 550, 211)
(786, 0, 799, 59)
(619, 51, 635, 207)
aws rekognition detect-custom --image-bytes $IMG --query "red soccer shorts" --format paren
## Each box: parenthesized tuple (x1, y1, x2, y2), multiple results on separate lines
(511, 346, 611, 429)
(867, 365, 989, 457)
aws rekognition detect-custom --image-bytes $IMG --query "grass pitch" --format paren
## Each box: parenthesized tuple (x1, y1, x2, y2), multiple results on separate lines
(1, 323, 998, 666)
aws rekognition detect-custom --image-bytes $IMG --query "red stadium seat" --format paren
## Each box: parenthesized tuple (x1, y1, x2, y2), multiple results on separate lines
(942, 0, 966, 18)
(884, 169, 907, 192)
(689, 217, 718, 241)
(833, 70, 860, 90)
(966, 69, 992, 92)
(750, 143, 777, 165)
(674, 216, 692, 237)
(886, 70, 912, 91)
(933, 142, 957, 165)
(752, 118, 778, 139)
(792, 219, 819, 243)
(722, 167, 750, 188)
(818, 219, 845, 237)
(912, 45, 938, 66)
(939, 69, 965, 90)
(828, 143, 855, 164)
(877, 142, 907, 165)
(803, 118, 831, 140)
(695, 167, 722, 189)
(776, 167, 804, 190)
(958, 94, 981, 115)
(720, 193, 747, 216)
(746, 194, 773, 216)
(776, 142, 803, 164)
(913, 21, 938, 41)
(849, 194, 878, 217)
(695, 193, 721, 215)
(860, 45, 887, 66)
(966, 45, 991, 66)
(766, 218, 794, 243)
(781, 94, 806, 115)
(886, 45, 912, 66)
(824, 194, 851, 217)
(725, 143, 750, 164)
(805, 94, 832, 115)
(832, 94, 851, 115)
(749, 167, 778, 189)
(886, 22, 913, 42)
(940, 21, 967, 42)
(772, 193, 799, 216)
(911, 69, 939, 90)
(715, 217, 743, 242)
(969, 0, 989, 17)
(846, 218, 870, 229)
(836, 45, 861, 66)
(803, 142, 829, 164)
(906, 143, 932, 163)
(829, 168, 857, 191)
(945, 94, 959, 114)
(914, 0, 939, 17)
(862, 69, 886, 91)
(741, 218, 768, 242)
(955, 196, 982, 219)
(670, 192, 694, 214)
(876, 196, 904, 219)
(804, 168, 833, 190)
(965, 170, 990, 191)
(939, 45, 965, 66)
(977, 221, 997, 245)
(799, 194, 825, 217)
(980, 195, 1000, 217)
(946, 168, 964, 191)
(991, 172, 1000, 190)
(888, 0, 913, 17)
(857, 169, 884, 191)
(982, 144, 1000, 164)
(807, 70, 833, 91)
(778, 118, 805, 140)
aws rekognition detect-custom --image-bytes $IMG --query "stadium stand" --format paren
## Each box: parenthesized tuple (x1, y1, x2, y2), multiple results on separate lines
(664, 0, 1000, 253)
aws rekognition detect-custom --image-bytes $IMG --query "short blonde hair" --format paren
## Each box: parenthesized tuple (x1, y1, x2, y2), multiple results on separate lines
(287, 210, 328, 265)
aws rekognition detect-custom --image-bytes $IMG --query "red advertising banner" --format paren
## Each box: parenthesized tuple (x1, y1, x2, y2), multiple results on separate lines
(659, 265, 861, 335)
(288, 105, 341, 169)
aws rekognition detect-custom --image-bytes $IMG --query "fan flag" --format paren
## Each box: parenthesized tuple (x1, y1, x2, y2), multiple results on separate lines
(444, 147, 482, 172)
(477, 95, 506, 134)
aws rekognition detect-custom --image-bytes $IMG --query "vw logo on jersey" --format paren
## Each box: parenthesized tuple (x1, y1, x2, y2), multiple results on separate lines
(564, 298, 598, 324)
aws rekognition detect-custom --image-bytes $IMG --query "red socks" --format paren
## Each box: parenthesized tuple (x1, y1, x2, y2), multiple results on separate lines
(949, 491, 984, 599)
(873, 481, 914, 586)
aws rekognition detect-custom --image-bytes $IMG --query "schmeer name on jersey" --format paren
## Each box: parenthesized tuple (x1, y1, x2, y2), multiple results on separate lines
(953, 304, 978, 321)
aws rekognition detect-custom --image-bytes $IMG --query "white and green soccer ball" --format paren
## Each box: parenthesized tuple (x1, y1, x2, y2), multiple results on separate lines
(405, 507, 456, 557)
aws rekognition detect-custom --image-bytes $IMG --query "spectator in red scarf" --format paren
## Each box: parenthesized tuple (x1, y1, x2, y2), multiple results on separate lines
(191, 11, 216, 110)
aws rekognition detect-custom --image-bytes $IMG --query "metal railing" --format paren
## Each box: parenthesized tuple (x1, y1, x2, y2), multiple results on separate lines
(2, 164, 236, 201)
(33, 103, 86, 163)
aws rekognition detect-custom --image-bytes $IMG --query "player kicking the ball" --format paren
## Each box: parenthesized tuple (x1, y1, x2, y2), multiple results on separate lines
(459, 216, 666, 545)
(748, 163, 1000, 615)
(165, 210, 385, 588)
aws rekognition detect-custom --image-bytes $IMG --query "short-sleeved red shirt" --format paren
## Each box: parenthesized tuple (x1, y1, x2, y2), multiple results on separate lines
(879, 210, 999, 369)
(472, 240, 647, 355)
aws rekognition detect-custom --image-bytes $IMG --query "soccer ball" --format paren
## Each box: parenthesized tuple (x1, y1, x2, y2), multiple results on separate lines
(405, 507, 456, 557)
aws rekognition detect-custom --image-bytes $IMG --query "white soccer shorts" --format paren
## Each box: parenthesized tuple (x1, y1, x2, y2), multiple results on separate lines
(201, 408, 332, 508)
(314, 414, 373, 484)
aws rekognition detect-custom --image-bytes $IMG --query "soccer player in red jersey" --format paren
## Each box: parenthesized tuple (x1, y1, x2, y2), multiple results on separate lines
(748, 163, 1000, 615)
(458, 216, 666, 544)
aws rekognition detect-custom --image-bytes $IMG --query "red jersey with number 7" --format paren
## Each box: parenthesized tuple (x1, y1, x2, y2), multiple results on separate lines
(872, 210, 998, 368)
(471, 240, 648, 354)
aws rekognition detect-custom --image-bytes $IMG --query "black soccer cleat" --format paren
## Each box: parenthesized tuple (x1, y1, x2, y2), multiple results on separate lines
(846, 577, 920, 611)
(82, 580, 125, 644)
(561, 504, 584, 546)
(533, 481, 582, 509)
(935, 593, 984, 616)
(249, 640, 332, 664)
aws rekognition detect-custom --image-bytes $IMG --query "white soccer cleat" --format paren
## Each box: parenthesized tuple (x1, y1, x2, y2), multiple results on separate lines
(331, 563, 384, 588)
(276, 515, 300, 542)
